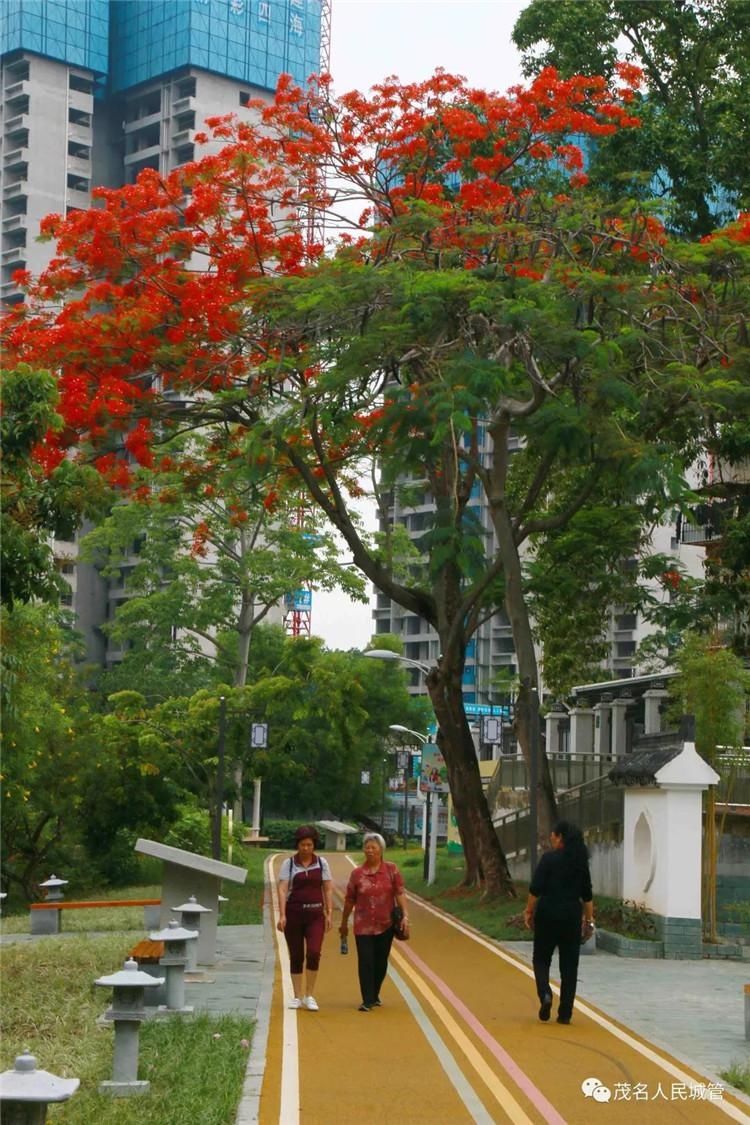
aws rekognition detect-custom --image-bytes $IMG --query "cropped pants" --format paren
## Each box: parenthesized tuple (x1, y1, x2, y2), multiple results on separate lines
(284, 904, 325, 973)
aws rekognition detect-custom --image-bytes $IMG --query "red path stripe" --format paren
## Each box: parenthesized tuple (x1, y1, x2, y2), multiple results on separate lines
(401, 942, 567, 1125)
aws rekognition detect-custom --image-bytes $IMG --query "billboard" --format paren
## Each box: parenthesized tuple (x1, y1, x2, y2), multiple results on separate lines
(419, 741, 449, 794)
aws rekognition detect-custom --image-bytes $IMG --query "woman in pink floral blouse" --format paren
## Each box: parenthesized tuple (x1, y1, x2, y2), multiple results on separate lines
(339, 832, 410, 1011)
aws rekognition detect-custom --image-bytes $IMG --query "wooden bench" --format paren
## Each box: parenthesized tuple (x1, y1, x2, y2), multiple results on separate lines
(128, 938, 165, 965)
(29, 898, 161, 935)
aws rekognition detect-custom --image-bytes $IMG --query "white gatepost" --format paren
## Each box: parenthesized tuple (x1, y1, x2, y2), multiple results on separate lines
(569, 704, 595, 756)
(610, 694, 632, 758)
(593, 695, 613, 758)
(620, 741, 719, 958)
(545, 702, 568, 756)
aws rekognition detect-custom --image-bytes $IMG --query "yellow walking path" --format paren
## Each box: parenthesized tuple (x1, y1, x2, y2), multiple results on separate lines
(259, 853, 749, 1125)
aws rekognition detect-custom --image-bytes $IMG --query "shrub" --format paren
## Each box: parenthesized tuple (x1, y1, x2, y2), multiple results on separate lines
(596, 898, 658, 941)
(164, 805, 212, 855)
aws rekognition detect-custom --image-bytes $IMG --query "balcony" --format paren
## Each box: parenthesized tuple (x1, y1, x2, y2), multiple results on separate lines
(123, 110, 162, 133)
(124, 142, 160, 166)
(1, 244, 26, 265)
(2, 181, 27, 202)
(2, 214, 27, 234)
(680, 501, 731, 547)
(67, 154, 91, 176)
(171, 128, 196, 147)
(3, 80, 30, 101)
(68, 88, 93, 115)
(3, 146, 29, 171)
(172, 96, 197, 114)
(4, 113, 30, 136)
(68, 121, 92, 143)
(0, 278, 22, 298)
(66, 187, 90, 210)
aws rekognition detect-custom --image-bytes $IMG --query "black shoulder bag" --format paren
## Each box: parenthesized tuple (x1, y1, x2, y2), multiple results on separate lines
(388, 863, 409, 941)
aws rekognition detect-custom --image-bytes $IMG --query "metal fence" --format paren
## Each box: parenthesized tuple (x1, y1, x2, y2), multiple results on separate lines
(492, 753, 615, 794)
(492, 751, 749, 859)
(492, 775, 625, 859)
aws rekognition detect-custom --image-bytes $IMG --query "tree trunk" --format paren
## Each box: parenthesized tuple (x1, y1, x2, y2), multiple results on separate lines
(702, 788, 718, 943)
(490, 498, 557, 838)
(427, 661, 515, 898)
(232, 583, 254, 821)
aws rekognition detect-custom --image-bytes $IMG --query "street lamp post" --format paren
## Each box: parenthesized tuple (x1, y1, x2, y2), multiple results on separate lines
(389, 724, 427, 850)
(214, 698, 268, 861)
(365, 653, 443, 883)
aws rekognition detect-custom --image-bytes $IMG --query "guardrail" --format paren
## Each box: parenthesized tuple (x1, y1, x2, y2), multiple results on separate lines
(493, 774, 625, 858)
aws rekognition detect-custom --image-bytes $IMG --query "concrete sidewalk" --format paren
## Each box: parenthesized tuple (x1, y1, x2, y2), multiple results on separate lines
(501, 940, 749, 1082)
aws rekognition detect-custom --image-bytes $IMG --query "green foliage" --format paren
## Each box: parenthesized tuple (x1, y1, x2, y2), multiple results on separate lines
(163, 803, 213, 855)
(79, 430, 366, 697)
(513, 0, 750, 235)
(671, 632, 749, 758)
(719, 1060, 750, 1096)
(527, 495, 645, 695)
(0, 365, 109, 606)
(595, 896, 659, 941)
(262, 820, 309, 849)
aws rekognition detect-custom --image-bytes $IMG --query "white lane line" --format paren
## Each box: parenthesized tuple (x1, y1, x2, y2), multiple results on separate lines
(267, 853, 299, 1125)
(339, 856, 495, 1124)
(389, 964, 496, 1125)
(412, 894, 749, 1123)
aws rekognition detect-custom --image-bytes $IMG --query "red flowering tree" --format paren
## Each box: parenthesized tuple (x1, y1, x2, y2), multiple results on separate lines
(4, 69, 749, 894)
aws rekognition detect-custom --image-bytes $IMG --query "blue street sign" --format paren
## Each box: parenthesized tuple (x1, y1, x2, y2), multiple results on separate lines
(464, 703, 509, 717)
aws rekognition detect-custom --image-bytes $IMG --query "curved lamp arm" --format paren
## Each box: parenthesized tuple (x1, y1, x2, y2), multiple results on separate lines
(389, 724, 428, 744)
(363, 649, 432, 676)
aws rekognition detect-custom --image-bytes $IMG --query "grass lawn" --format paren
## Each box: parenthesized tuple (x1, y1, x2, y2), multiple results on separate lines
(399, 848, 529, 940)
(399, 847, 660, 942)
(0, 846, 268, 935)
(0, 934, 253, 1123)
(0, 844, 270, 1121)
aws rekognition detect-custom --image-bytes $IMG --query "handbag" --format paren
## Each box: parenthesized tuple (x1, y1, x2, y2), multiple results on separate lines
(388, 865, 409, 941)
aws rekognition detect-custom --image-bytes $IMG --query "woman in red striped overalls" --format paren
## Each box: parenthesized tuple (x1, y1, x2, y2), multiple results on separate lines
(277, 825, 333, 1011)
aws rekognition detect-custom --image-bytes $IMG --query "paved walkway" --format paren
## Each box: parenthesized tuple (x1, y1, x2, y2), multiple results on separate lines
(4, 867, 748, 1124)
(235, 854, 749, 1124)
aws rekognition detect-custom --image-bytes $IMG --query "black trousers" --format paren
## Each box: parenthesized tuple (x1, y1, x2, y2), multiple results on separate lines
(355, 928, 395, 1005)
(532, 906, 582, 1020)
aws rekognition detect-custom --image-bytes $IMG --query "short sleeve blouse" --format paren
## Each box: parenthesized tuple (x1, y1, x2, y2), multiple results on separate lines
(345, 861, 404, 936)
(279, 854, 332, 883)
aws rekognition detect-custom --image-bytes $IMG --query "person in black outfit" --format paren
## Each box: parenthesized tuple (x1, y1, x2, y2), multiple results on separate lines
(524, 819, 594, 1025)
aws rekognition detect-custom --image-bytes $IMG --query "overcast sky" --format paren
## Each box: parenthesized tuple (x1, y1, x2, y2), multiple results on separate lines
(310, 0, 527, 651)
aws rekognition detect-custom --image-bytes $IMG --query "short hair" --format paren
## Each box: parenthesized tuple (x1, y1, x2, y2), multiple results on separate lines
(362, 832, 386, 852)
(294, 824, 319, 846)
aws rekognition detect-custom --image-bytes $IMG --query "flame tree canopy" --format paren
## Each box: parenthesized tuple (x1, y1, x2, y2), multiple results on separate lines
(4, 69, 749, 894)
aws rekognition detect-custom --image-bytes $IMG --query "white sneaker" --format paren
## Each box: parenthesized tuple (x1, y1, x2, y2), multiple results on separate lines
(303, 996, 319, 1011)
(289, 997, 303, 1009)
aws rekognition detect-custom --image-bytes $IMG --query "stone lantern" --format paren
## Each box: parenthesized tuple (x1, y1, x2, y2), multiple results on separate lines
(0, 1050, 79, 1124)
(38, 876, 68, 902)
(149, 920, 198, 1013)
(170, 896, 212, 971)
(30, 877, 70, 936)
(95, 958, 164, 1095)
